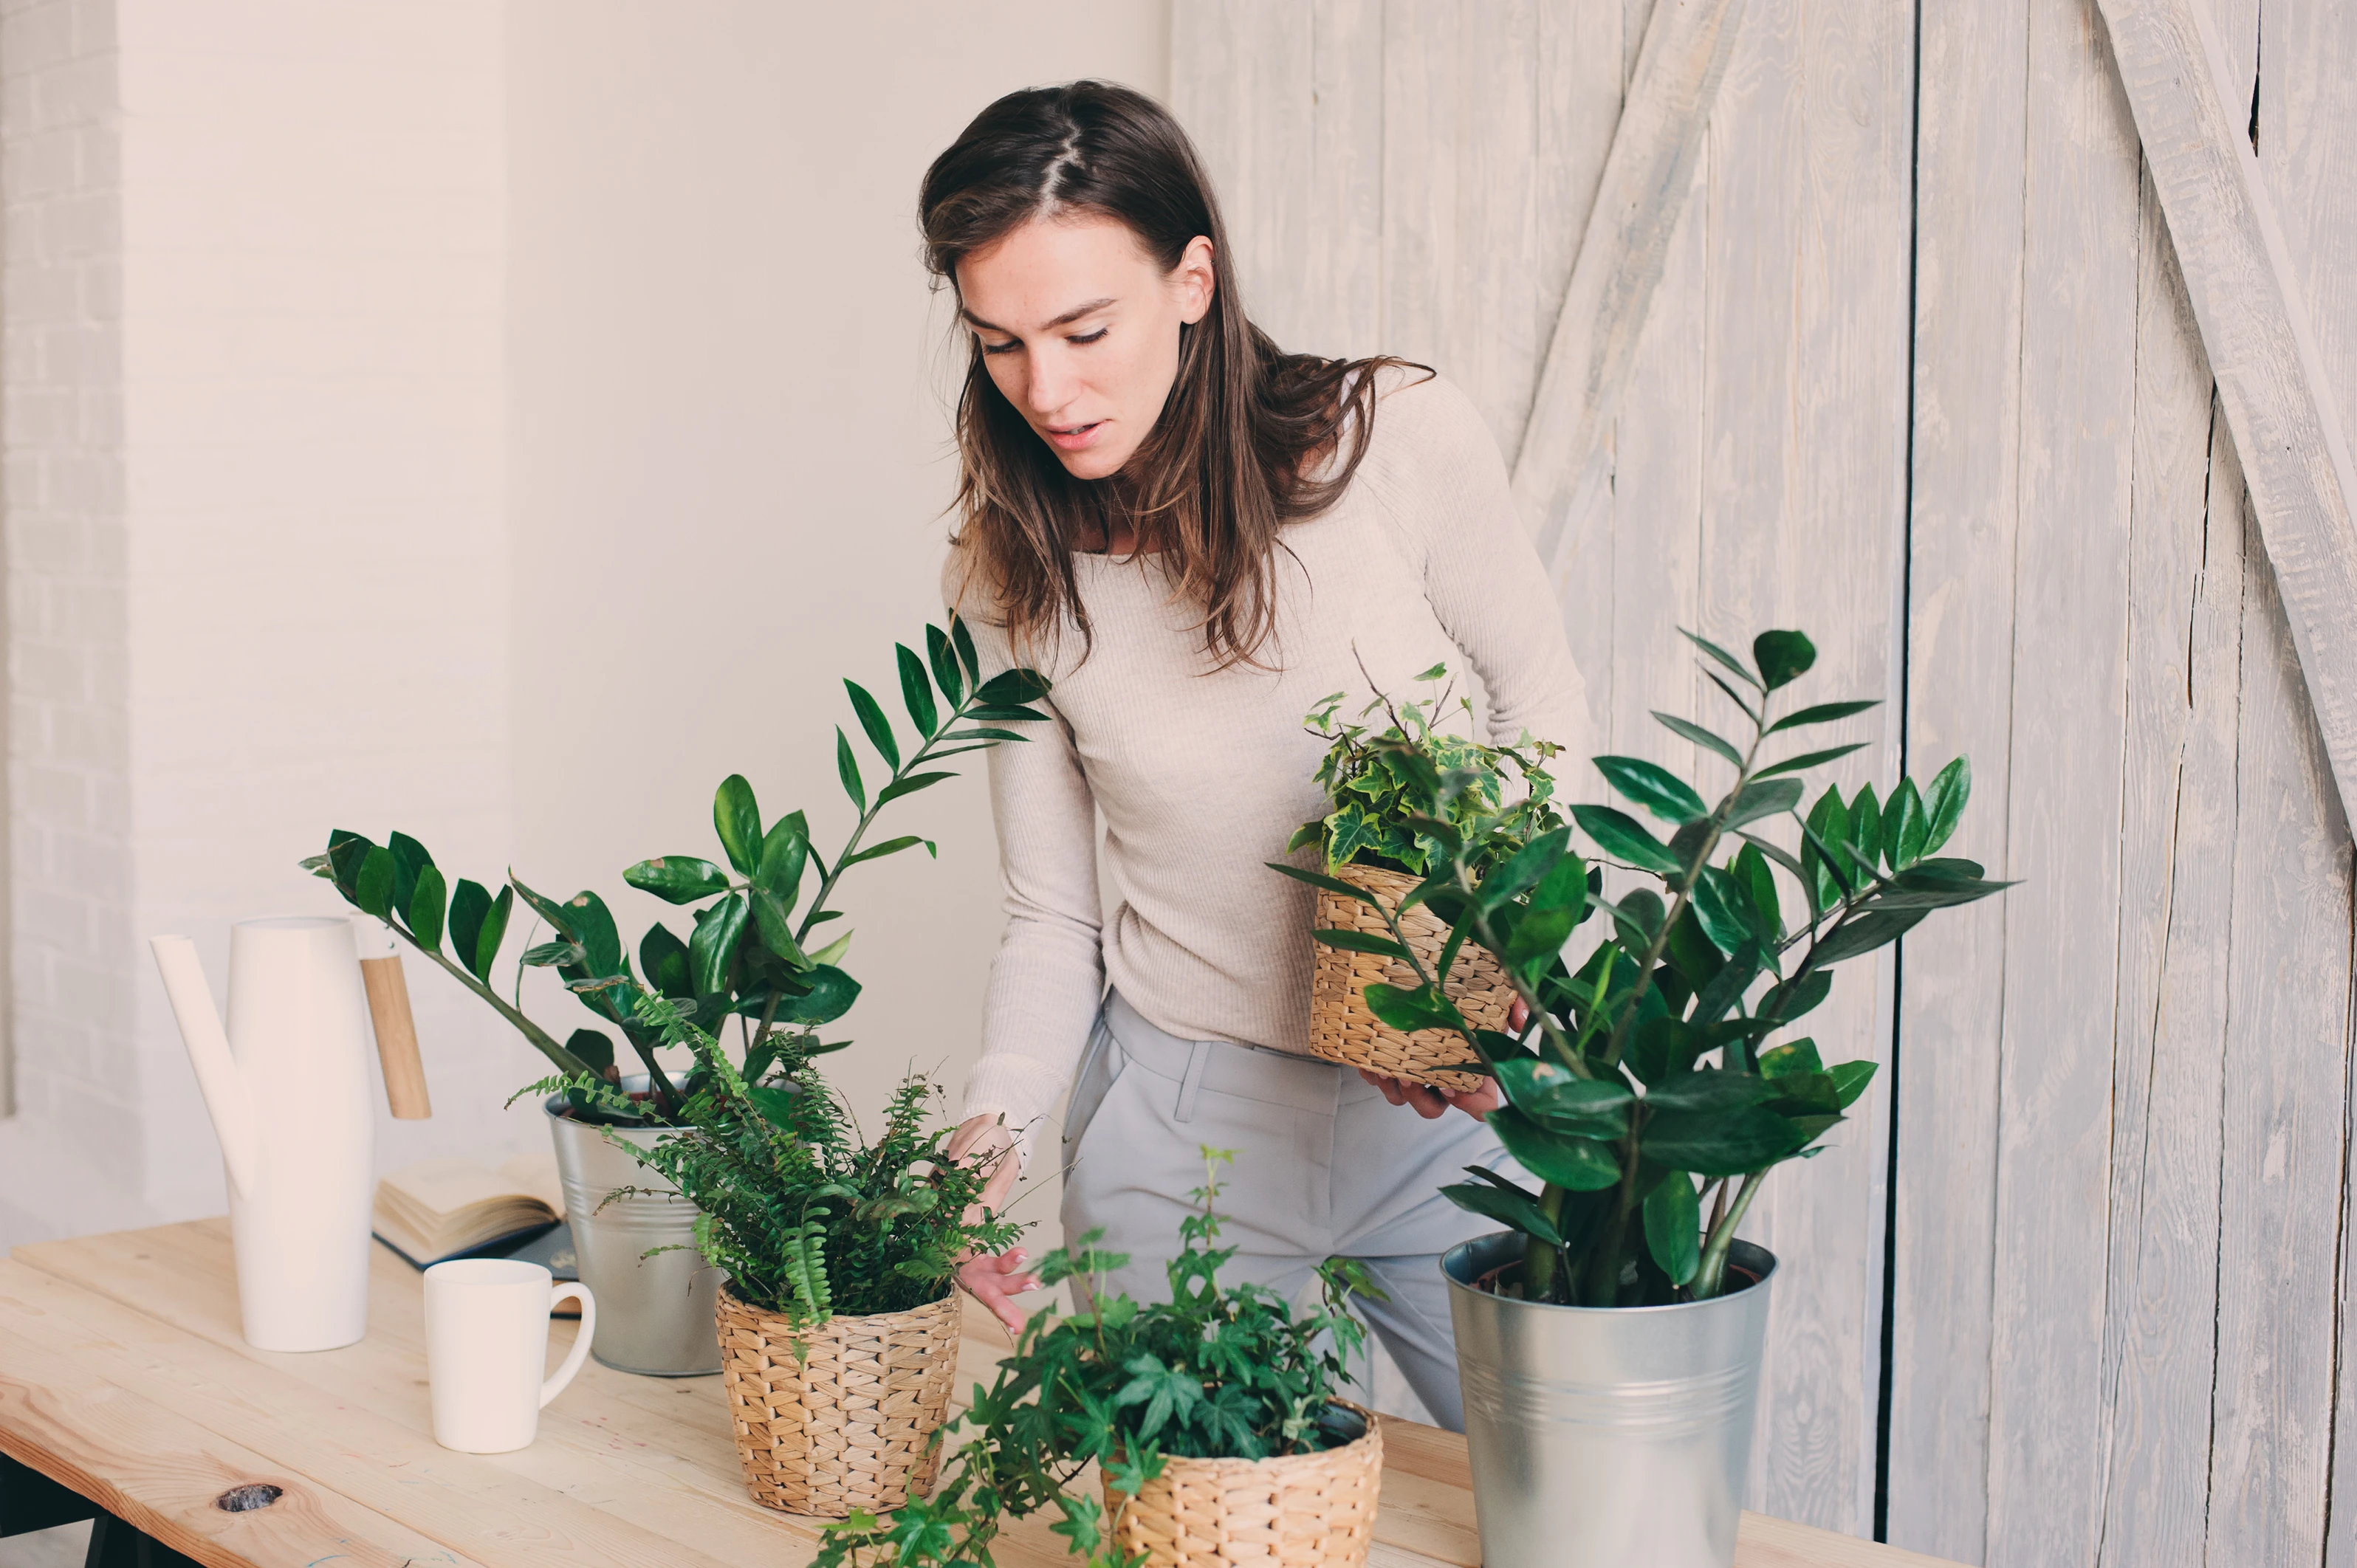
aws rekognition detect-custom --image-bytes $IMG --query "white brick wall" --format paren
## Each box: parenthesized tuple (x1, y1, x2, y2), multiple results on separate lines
(1, 0, 530, 1247)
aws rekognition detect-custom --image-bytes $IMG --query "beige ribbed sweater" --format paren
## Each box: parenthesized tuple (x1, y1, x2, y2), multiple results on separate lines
(947, 370, 1591, 1136)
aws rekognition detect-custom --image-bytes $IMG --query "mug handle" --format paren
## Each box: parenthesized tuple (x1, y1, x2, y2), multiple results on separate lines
(541, 1283, 597, 1408)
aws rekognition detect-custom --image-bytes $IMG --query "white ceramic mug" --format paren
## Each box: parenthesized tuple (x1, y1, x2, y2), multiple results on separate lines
(423, 1258, 596, 1453)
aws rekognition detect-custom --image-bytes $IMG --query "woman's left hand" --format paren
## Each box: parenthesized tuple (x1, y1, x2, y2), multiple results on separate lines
(1357, 996, 1527, 1120)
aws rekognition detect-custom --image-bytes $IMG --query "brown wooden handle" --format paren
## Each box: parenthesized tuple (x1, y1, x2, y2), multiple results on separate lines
(360, 955, 431, 1118)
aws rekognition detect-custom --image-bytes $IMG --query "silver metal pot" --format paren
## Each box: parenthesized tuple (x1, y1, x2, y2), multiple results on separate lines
(544, 1082, 722, 1376)
(1443, 1230, 1777, 1568)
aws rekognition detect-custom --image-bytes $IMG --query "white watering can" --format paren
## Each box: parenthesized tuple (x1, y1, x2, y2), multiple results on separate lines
(151, 916, 376, 1352)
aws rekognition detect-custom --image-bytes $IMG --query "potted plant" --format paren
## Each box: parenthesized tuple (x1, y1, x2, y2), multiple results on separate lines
(815, 1153, 1385, 1568)
(536, 993, 1022, 1516)
(1276, 630, 2011, 1568)
(1288, 664, 1563, 1092)
(302, 614, 1051, 1374)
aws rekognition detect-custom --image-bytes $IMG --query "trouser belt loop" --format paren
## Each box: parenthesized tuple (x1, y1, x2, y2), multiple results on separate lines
(1174, 1039, 1212, 1124)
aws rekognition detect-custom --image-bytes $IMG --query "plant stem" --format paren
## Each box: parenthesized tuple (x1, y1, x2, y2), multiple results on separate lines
(397, 929, 598, 1079)
(1518, 1185, 1565, 1299)
(795, 690, 992, 946)
(1692, 1169, 1768, 1298)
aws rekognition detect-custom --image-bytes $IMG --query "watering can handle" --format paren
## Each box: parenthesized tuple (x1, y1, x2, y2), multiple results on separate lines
(149, 937, 260, 1199)
(353, 921, 431, 1119)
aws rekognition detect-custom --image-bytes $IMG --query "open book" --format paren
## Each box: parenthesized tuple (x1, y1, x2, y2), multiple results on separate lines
(373, 1152, 564, 1269)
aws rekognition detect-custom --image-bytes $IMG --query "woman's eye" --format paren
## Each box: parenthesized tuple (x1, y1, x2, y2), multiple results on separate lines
(1069, 327, 1109, 345)
(980, 337, 1020, 356)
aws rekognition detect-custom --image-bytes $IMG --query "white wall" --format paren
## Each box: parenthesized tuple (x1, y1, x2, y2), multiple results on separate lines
(504, 1, 1167, 1130)
(1, 0, 1170, 1250)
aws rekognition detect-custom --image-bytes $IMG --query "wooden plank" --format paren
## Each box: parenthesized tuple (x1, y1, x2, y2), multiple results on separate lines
(1170, 2, 1315, 351)
(2200, 514, 2354, 1567)
(0, 1326, 478, 1568)
(1509, 0, 1749, 561)
(2092, 0, 2357, 829)
(1377, 0, 1460, 370)
(2090, 218, 2246, 1566)
(1303, 0, 1385, 360)
(1884, 0, 2033, 1553)
(1980, 3, 2146, 1564)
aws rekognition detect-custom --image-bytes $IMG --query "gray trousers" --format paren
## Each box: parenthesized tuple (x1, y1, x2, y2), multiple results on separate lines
(1058, 991, 1520, 1432)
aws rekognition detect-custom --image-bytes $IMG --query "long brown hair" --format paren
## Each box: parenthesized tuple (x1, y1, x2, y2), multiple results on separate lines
(919, 80, 1416, 671)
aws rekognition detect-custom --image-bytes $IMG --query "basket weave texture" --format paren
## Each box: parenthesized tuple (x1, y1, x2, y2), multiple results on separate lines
(716, 1286, 960, 1518)
(1101, 1403, 1382, 1568)
(1307, 862, 1513, 1092)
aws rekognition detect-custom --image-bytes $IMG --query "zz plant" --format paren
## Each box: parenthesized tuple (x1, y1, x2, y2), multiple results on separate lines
(815, 1152, 1375, 1568)
(1276, 629, 2011, 1306)
(302, 614, 1050, 1122)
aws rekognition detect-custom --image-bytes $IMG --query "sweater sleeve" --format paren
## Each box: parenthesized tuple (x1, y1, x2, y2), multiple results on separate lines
(945, 562, 1105, 1138)
(1371, 372, 1593, 760)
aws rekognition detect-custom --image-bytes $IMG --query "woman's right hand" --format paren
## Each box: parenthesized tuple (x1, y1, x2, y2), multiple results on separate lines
(944, 1113, 1037, 1336)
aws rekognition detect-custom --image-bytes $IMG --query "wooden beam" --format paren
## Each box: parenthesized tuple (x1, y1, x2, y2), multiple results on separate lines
(1509, 0, 1748, 563)
(2095, 0, 2357, 825)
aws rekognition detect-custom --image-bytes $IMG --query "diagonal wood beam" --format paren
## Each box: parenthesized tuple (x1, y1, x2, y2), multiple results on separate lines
(1509, 0, 1749, 565)
(2096, 0, 2357, 826)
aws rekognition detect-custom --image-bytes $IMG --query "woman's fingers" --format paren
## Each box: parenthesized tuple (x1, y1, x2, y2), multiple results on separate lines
(1508, 996, 1530, 1034)
(955, 1247, 1041, 1336)
(1357, 1067, 1410, 1106)
(1444, 1081, 1504, 1118)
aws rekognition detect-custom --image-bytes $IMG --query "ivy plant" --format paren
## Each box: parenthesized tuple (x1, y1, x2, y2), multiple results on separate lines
(1275, 629, 2011, 1306)
(814, 1153, 1376, 1568)
(301, 613, 1049, 1122)
(1289, 662, 1562, 880)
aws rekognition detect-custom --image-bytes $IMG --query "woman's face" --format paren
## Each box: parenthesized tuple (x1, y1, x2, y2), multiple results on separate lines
(956, 213, 1215, 483)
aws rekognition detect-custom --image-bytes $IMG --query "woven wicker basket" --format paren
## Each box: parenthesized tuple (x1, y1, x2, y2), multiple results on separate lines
(1102, 1403, 1382, 1568)
(716, 1287, 961, 1518)
(1307, 862, 1514, 1092)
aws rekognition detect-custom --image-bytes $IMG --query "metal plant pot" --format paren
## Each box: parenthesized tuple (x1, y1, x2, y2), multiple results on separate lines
(544, 1083, 723, 1376)
(1443, 1230, 1777, 1568)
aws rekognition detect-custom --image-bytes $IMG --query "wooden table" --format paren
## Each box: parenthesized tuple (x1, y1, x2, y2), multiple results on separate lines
(0, 1221, 1956, 1568)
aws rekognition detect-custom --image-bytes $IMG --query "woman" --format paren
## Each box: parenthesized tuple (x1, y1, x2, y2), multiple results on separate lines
(928, 81, 1588, 1431)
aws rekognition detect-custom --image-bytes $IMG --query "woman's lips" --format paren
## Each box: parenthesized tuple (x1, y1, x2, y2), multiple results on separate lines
(1045, 419, 1105, 452)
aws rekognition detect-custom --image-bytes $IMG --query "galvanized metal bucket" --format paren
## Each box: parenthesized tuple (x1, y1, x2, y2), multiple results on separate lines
(544, 1084, 723, 1376)
(1442, 1230, 1777, 1568)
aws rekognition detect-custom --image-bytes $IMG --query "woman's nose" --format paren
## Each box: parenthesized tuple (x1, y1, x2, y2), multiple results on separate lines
(1025, 350, 1075, 416)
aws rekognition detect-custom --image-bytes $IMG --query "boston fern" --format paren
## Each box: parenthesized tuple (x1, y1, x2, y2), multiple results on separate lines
(529, 994, 1021, 1324)
(815, 1155, 1376, 1568)
(301, 614, 1050, 1123)
(1289, 661, 1562, 879)
(1276, 629, 2012, 1307)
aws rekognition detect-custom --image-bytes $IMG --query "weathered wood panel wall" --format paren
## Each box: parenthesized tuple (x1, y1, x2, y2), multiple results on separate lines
(1173, 1, 2357, 1563)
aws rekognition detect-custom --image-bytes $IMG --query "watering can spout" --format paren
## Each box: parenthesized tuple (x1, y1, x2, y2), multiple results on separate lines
(150, 935, 259, 1198)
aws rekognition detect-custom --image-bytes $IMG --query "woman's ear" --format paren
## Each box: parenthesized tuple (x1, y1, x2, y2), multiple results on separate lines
(1174, 235, 1216, 325)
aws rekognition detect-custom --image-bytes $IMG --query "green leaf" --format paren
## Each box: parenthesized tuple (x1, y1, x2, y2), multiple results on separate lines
(974, 668, 1051, 705)
(835, 727, 866, 813)
(564, 891, 623, 977)
(624, 856, 731, 905)
(1690, 867, 1756, 959)
(1489, 1107, 1623, 1191)
(639, 922, 692, 999)
(355, 846, 396, 920)
(1682, 629, 1761, 690)
(473, 886, 512, 983)
(1759, 969, 1833, 1025)
(1571, 804, 1683, 875)
(1723, 777, 1805, 831)
(325, 831, 374, 899)
(845, 680, 900, 770)
(1802, 787, 1853, 908)
(1884, 777, 1928, 870)
(713, 775, 762, 878)
(507, 873, 575, 939)
(1631, 1016, 1705, 1087)
(1364, 982, 1460, 1035)
(1642, 1105, 1806, 1175)
(1504, 905, 1576, 972)
(1495, 1059, 1631, 1136)
(1266, 862, 1387, 909)
(1481, 827, 1573, 907)
(1594, 757, 1709, 823)
(1767, 698, 1881, 733)
(925, 622, 965, 708)
(1413, 661, 1449, 681)
(1848, 783, 1882, 867)
(407, 866, 447, 952)
(1752, 630, 1816, 690)
(896, 643, 939, 737)
(755, 818, 808, 904)
(1645, 1069, 1775, 1113)
(1441, 1180, 1564, 1248)
(1704, 670, 1763, 725)
(521, 940, 584, 968)
(1922, 756, 1971, 854)
(1830, 1059, 1879, 1107)
(447, 878, 492, 977)
(967, 704, 1050, 723)
(388, 832, 433, 922)
(935, 726, 1029, 744)
(750, 888, 806, 966)
(840, 834, 930, 869)
(876, 771, 956, 808)
(1809, 908, 1927, 966)
(1311, 928, 1413, 960)
(775, 964, 861, 1024)
(690, 893, 749, 997)
(1757, 742, 1870, 778)
(1643, 1171, 1702, 1286)
(1735, 841, 1781, 941)
(1863, 865, 2015, 909)
(950, 613, 983, 685)
(1758, 1038, 1824, 1078)
(563, 1028, 615, 1076)
(1653, 712, 1745, 768)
